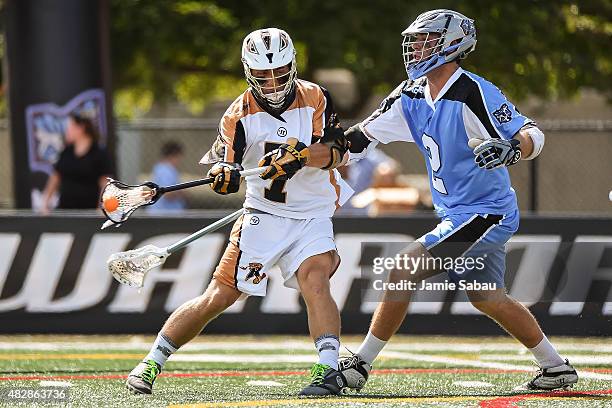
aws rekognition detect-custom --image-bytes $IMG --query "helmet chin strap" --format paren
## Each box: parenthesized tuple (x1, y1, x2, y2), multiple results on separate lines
(252, 84, 296, 116)
(406, 40, 466, 80)
(407, 53, 447, 80)
(264, 91, 285, 107)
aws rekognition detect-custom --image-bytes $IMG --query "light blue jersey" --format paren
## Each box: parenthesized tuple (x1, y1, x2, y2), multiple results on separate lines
(358, 68, 532, 217)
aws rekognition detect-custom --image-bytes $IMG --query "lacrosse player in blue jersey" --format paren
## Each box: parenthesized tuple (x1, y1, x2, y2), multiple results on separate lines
(269, 9, 579, 392)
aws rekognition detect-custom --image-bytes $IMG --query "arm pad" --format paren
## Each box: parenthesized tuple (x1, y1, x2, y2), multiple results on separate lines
(522, 125, 545, 160)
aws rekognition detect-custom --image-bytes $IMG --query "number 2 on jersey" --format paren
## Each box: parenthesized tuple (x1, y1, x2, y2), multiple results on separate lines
(263, 142, 288, 203)
(422, 134, 448, 194)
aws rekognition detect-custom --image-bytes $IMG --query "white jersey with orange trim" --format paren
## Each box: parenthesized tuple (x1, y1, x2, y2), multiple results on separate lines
(200, 79, 353, 219)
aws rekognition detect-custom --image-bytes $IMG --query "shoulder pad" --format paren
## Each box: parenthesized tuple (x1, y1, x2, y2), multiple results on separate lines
(402, 78, 426, 98)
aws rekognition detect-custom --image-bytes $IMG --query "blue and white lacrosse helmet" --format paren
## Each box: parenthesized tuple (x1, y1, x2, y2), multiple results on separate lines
(402, 9, 477, 80)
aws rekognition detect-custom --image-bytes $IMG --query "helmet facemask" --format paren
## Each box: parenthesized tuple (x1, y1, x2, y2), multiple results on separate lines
(243, 59, 297, 110)
(402, 32, 443, 75)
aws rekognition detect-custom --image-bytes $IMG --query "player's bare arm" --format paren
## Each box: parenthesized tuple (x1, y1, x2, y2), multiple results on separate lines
(305, 121, 374, 170)
(306, 143, 332, 168)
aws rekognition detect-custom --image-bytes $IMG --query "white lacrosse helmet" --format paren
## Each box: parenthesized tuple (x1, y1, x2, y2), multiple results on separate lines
(241, 28, 297, 109)
(402, 9, 477, 80)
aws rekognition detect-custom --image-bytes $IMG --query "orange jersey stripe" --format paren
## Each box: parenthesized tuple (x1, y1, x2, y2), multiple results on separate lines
(287, 80, 326, 137)
(219, 92, 264, 162)
(328, 170, 341, 210)
(213, 214, 244, 289)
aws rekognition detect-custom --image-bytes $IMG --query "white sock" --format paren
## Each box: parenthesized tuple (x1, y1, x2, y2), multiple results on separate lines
(356, 331, 387, 365)
(144, 332, 179, 368)
(315, 334, 340, 370)
(529, 336, 565, 369)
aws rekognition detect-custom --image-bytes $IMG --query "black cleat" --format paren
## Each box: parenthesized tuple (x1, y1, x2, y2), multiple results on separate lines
(299, 363, 347, 396)
(521, 359, 578, 391)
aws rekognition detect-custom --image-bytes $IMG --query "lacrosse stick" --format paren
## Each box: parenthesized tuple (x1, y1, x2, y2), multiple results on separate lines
(108, 208, 244, 288)
(100, 166, 265, 229)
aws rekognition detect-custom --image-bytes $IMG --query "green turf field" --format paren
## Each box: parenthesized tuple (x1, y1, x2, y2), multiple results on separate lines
(0, 335, 610, 407)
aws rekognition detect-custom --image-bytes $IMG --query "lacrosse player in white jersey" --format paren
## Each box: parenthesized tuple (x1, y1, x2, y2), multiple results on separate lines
(300, 10, 578, 392)
(126, 28, 354, 396)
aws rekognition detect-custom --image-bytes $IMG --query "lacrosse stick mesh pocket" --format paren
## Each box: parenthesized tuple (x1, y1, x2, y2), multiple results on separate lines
(101, 181, 155, 223)
(107, 245, 169, 288)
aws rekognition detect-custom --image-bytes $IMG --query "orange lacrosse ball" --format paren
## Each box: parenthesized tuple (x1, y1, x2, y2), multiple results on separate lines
(103, 196, 119, 212)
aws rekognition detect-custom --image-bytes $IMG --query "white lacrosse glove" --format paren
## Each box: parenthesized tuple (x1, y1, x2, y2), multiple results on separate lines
(473, 138, 521, 170)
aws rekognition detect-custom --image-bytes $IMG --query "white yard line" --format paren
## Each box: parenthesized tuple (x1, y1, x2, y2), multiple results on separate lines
(380, 351, 612, 381)
(1, 341, 611, 353)
(452, 380, 493, 388)
(246, 380, 285, 387)
(39, 380, 72, 387)
(0, 341, 313, 352)
(169, 354, 315, 363)
(386, 343, 612, 353)
(480, 354, 612, 365)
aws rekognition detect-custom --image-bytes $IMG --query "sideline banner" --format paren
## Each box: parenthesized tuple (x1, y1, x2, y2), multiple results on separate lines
(26, 89, 108, 211)
(0, 214, 610, 335)
(4, 0, 113, 208)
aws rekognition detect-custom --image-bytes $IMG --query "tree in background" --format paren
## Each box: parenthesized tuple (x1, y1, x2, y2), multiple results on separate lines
(111, 0, 612, 118)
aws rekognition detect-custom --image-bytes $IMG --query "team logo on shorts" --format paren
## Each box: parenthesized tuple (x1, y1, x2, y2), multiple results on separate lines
(241, 262, 267, 284)
(277, 127, 287, 137)
(493, 103, 513, 124)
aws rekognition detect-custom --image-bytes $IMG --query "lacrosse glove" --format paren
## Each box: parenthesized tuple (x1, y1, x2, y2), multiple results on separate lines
(208, 162, 243, 194)
(259, 137, 310, 181)
(473, 138, 521, 170)
(319, 114, 349, 170)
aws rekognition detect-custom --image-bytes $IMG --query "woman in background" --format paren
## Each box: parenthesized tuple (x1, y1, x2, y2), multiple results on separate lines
(41, 113, 112, 213)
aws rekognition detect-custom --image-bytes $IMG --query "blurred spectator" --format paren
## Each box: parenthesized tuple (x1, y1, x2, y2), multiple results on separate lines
(349, 160, 421, 216)
(341, 148, 394, 195)
(147, 141, 186, 213)
(40, 113, 112, 213)
(338, 148, 395, 213)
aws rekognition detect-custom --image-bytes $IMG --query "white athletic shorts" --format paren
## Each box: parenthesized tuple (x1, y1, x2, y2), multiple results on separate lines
(213, 209, 339, 296)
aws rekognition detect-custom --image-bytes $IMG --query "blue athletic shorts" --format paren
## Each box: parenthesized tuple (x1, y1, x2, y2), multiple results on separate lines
(417, 209, 520, 287)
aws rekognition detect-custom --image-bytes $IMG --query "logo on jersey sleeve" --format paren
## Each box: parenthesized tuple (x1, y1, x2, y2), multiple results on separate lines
(493, 103, 513, 124)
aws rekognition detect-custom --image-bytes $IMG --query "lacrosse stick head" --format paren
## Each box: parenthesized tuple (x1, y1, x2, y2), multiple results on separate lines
(100, 178, 159, 227)
(107, 244, 169, 288)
